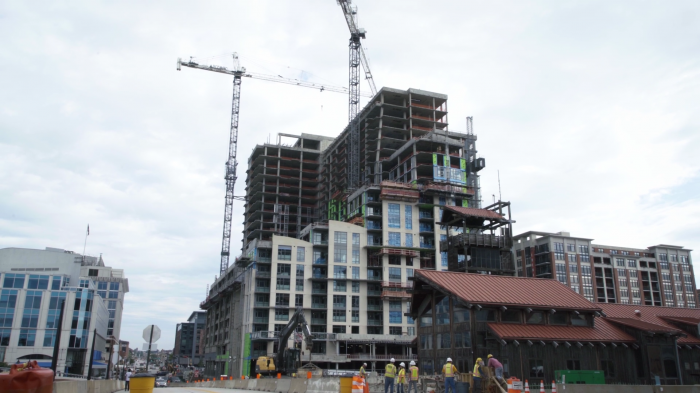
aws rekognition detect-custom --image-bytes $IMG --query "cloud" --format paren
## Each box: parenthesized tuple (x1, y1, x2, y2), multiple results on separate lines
(1, 0, 699, 349)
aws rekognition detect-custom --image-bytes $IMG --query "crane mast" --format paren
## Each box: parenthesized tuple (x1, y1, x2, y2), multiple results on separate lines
(337, 0, 377, 191)
(178, 54, 368, 274)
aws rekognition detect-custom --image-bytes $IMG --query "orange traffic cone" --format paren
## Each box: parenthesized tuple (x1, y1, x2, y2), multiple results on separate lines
(524, 380, 530, 393)
(539, 380, 545, 393)
(551, 381, 557, 393)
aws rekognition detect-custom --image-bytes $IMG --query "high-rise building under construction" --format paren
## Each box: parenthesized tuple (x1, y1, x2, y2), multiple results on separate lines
(201, 87, 502, 377)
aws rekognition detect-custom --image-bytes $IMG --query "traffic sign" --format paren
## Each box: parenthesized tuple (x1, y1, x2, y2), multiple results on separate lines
(143, 325, 161, 343)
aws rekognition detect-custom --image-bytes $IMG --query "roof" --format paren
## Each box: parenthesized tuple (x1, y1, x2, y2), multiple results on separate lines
(441, 206, 506, 221)
(659, 316, 700, 325)
(598, 303, 700, 345)
(414, 270, 601, 311)
(488, 321, 635, 343)
(605, 318, 683, 335)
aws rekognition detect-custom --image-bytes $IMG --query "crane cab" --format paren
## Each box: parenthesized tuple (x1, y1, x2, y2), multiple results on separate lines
(255, 357, 276, 375)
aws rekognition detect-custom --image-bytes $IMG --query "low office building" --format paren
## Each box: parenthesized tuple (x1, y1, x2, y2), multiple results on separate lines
(512, 231, 697, 308)
(174, 311, 206, 367)
(0, 247, 128, 376)
(410, 270, 700, 385)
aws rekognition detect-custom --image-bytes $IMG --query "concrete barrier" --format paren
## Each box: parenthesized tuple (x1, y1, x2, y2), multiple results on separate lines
(556, 385, 700, 393)
(54, 379, 124, 393)
(290, 378, 309, 393)
(276, 378, 292, 393)
(307, 377, 342, 393)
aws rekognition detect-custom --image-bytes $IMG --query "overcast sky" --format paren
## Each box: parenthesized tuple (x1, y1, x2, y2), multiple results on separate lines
(1, 0, 699, 350)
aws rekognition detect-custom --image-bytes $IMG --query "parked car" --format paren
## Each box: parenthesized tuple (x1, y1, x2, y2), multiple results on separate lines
(155, 377, 168, 388)
(169, 376, 183, 383)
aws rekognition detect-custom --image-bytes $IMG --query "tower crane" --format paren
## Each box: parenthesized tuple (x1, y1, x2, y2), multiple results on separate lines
(177, 54, 371, 275)
(336, 0, 377, 191)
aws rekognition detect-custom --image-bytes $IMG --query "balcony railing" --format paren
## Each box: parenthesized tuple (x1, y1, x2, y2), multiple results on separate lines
(418, 212, 434, 219)
(255, 286, 271, 293)
(312, 288, 327, 294)
(420, 243, 435, 249)
(367, 290, 382, 296)
(254, 302, 270, 307)
(253, 317, 269, 324)
(311, 318, 327, 325)
(367, 320, 383, 326)
(312, 303, 327, 309)
(367, 305, 383, 311)
(256, 271, 271, 278)
(346, 354, 418, 360)
(366, 222, 382, 230)
(314, 258, 328, 265)
(313, 240, 329, 246)
(250, 331, 279, 340)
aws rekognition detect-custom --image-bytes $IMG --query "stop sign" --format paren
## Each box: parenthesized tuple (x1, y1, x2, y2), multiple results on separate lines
(143, 325, 161, 343)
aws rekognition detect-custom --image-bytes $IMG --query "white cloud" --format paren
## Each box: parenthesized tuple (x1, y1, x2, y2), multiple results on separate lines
(1, 0, 699, 349)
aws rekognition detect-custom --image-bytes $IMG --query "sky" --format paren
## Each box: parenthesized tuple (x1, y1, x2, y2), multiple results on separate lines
(1, 0, 699, 350)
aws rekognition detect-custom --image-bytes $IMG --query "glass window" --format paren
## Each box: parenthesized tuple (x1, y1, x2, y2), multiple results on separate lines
(3, 274, 25, 289)
(501, 310, 521, 323)
(297, 247, 305, 262)
(352, 233, 360, 245)
(27, 275, 49, 290)
(550, 313, 568, 325)
(388, 232, 401, 247)
(526, 312, 544, 324)
(275, 309, 289, 321)
(476, 309, 496, 322)
(388, 204, 401, 228)
(405, 233, 413, 248)
(18, 329, 36, 346)
(109, 282, 120, 291)
(334, 231, 347, 244)
(405, 205, 412, 229)
(352, 282, 360, 293)
(571, 313, 588, 326)
(352, 267, 360, 279)
(334, 245, 347, 263)
(275, 293, 289, 306)
(333, 266, 347, 279)
(333, 280, 347, 292)
(436, 332, 451, 349)
(436, 298, 449, 325)
(453, 307, 470, 323)
(51, 276, 61, 290)
(389, 268, 401, 281)
(389, 311, 402, 324)
(278, 246, 292, 261)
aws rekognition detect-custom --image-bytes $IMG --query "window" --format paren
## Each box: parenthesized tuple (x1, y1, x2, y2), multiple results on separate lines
(334, 234, 347, 263)
(333, 325, 346, 334)
(277, 264, 291, 277)
(567, 360, 581, 370)
(659, 253, 668, 261)
(88, 269, 98, 277)
(27, 275, 49, 290)
(388, 232, 401, 247)
(436, 332, 451, 349)
(276, 293, 289, 306)
(571, 313, 588, 326)
(389, 268, 401, 282)
(526, 312, 544, 324)
(276, 277, 290, 290)
(501, 310, 521, 323)
(333, 266, 347, 279)
(352, 281, 360, 293)
(441, 252, 448, 267)
(51, 276, 61, 290)
(389, 255, 401, 265)
(297, 247, 305, 262)
(275, 309, 289, 321)
(43, 330, 57, 347)
(476, 309, 496, 322)
(567, 244, 576, 252)
(109, 282, 119, 291)
(616, 258, 625, 267)
(388, 204, 401, 228)
(3, 274, 25, 289)
(405, 233, 413, 248)
(352, 233, 360, 264)
(550, 313, 567, 325)
(332, 309, 346, 322)
(579, 245, 589, 254)
(333, 280, 347, 292)
(628, 259, 637, 268)
(18, 329, 36, 346)
(568, 254, 577, 263)
(530, 359, 544, 378)
(554, 252, 565, 261)
(351, 267, 360, 279)
(405, 205, 412, 229)
(390, 311, 402, 324)
(278, 246, 292, 261)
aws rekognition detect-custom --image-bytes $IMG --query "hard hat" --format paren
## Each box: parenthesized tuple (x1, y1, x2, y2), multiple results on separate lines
(447, 357, 452, 362)
(363, 363, 367, 366)
(476, 358, 482, 363)
(410, 361, 416, 366)
(391, 358, 395, 362)
(400, 362, 406, 367)
(487, 354, 493, 359)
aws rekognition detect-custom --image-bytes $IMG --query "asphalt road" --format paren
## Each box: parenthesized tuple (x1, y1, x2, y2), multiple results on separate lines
(116, 389, 253, 393)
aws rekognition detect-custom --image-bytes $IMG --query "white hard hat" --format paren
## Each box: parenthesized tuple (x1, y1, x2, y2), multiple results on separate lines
(410, 361, 416, 366)
(447, 357, 452, 362)
(363, 363, 367, 366)
(391, 358, 395, 362)
(400, 362, 405, 367)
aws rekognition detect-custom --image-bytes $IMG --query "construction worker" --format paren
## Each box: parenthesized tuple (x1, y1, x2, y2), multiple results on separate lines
(407, 361, 419, 393)
(472, 358, 484, 393)
(360, 363, 368, 378)
(487, 355, 504, 382)
(442, 358, 458, 393)
(384, 358, 397, 393)
(397, 362, 406, 393)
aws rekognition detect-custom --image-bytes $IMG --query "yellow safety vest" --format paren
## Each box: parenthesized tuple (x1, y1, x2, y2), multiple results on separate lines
(472, 363, 481, 378)
(385, 364, 396, 378)
(443, 363, 455, 378)
(398, 369, 406, 383)
(360, 367, 366, 376)
(410, 366, 419, 381)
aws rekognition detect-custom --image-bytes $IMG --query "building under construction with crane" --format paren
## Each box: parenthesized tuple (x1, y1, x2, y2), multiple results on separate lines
(182, 0, 515, 379)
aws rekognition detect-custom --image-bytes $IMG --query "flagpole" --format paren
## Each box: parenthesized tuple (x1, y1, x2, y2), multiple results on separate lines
(83, 224, 89, 262)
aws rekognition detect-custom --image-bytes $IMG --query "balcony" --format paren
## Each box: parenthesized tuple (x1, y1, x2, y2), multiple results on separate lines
(312, 274, 328, 279)
(314, 258, 328, 265)
(333, 303, 346, 310)
(311, 318, 327, 325)
(254, 302, 270, 307)
(366, 221, 382, 230)
(346, 354, 418, 360)
(367, 304, 383, 311)
(419, 224, 434, 233)
(420, 243, 435, 249)
(312, 288, 327, 294)
(367, 290, 382, 296)
(382, 281, 413, 289)
(418, 211, 434, 219)
(255, 286, 271, 293)
(312, 303, 327, 309)
(367, 276, 383, 281)
(257, 257, 272, 263)
(313, 240, 329, 246)
(367, 320, 383, 326)
(253, 317, 269, 324)
(256, 271, 271, 278)
(381, 290, 411, 299)
(250, 331, 279, 340)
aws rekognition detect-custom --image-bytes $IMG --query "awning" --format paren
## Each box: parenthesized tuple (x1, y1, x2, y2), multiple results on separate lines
(37, 362, 52, 368)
